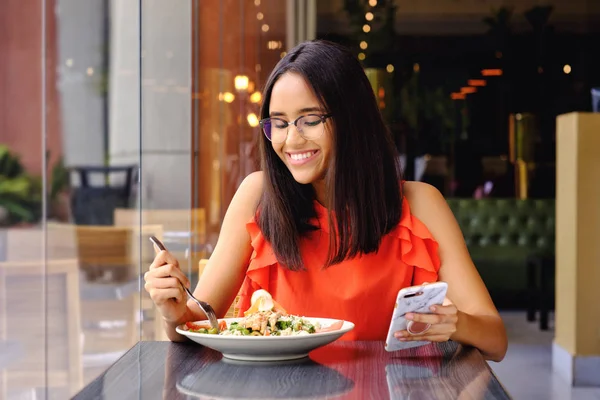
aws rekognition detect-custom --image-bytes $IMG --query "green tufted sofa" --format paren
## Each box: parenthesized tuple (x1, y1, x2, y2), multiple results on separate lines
(446, 198, 555, 309)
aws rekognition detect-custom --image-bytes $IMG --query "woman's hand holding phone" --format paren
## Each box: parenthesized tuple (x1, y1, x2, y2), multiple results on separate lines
(385, 281, 458, 351)
(394, 294, 459, 343)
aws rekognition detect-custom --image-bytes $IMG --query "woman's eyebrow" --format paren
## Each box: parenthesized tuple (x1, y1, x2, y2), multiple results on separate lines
(270, 107, 325, 117)
(299, 107, 325, 113)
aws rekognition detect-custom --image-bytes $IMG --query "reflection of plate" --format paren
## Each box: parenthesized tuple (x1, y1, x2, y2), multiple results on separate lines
(176, 317, 354, 361)
(176, 358, 355, 400)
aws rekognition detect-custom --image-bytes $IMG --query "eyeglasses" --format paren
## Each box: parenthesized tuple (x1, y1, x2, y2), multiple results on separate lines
(259, 114, 332, 143)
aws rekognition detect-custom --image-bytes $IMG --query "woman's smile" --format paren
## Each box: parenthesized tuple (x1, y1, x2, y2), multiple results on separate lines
(286, 150, 320, 166)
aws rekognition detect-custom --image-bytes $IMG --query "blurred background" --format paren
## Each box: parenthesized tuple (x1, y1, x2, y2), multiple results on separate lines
(0, 0, 598, 398)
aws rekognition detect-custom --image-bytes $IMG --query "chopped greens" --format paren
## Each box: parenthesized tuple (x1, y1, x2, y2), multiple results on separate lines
(185, 311, 320, 337)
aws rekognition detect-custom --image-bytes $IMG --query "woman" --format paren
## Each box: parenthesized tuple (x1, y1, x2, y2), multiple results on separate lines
(144, 40, 507, 362)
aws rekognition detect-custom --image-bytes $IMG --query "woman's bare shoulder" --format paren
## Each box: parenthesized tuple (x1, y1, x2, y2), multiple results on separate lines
(231, 171, 265, 218)
(402, 181, 454, 230)
(403, 181, 446, 211)
(239, 171, 265, 195)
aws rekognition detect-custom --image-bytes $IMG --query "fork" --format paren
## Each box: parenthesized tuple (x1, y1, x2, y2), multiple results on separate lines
(182, 285, 220, 333)
(149, 235, 220, 333)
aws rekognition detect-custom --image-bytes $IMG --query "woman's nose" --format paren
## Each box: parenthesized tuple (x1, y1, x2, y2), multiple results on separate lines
(285, 124, 306, 145)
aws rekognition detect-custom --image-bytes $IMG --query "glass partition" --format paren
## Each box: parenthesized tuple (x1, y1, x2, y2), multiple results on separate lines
(1, 0, 142, 397)
(0, 0, 288, 397)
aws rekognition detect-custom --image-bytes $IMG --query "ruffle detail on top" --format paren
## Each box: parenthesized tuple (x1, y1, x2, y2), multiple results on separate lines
(392, 197, 441, 284)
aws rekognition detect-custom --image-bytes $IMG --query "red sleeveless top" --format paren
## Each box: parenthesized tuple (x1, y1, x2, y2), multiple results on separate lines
(237, 197, 441, 340)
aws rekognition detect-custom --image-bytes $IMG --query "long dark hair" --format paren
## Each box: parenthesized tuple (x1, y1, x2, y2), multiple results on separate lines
(257, 40, 402, 271)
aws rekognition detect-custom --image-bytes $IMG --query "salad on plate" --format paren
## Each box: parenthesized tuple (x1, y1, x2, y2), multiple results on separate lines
(180, 289, 343, 337)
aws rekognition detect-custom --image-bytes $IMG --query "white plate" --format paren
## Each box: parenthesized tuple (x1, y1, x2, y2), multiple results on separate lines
(176, 317, 354, 361)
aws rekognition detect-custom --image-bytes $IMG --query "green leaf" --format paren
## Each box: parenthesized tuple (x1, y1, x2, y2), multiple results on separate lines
(0, 145, 25, 178)
(0, 199, 34, 221)
(0, 176, 31, 197)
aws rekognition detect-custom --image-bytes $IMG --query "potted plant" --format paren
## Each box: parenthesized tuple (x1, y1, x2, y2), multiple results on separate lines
(0, 145, 42, 227)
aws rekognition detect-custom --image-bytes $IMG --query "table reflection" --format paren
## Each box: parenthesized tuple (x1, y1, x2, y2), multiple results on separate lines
(175, 357, 355, 399)
(385, 345, 501, 400)
(73, 341, 510, 399)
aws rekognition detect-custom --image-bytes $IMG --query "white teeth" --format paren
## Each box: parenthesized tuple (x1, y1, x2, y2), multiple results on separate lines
(290, 151, 316, 161)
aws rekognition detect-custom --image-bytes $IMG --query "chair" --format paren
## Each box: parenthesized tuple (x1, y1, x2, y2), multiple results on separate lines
(114, 208, 208, 267)
(114, 208, 206, 240)
(0, 259, 82, 398)
(446, 198, 555, 310)
(1, 225, 77, 262)
(69, 165, 138, 226)
(526, 254, 555, 330)
(47, 223, 164, 348)
(73, 224, 161, 283)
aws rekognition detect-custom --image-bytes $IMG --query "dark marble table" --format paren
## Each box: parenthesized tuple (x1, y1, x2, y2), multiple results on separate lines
(74, 340, 511, 399)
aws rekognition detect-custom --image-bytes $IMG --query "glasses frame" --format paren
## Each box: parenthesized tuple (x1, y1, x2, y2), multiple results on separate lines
(259, 113, 332, 143)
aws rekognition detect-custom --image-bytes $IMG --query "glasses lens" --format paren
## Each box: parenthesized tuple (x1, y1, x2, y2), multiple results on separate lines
(297, 115, 324, 140)
(269, 118, 288, 143)
(261, 119, 272, 140)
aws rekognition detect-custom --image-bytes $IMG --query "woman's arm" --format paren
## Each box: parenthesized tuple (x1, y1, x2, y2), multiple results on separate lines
(403, 181, 508, 362)
(152, 171, 264, 342)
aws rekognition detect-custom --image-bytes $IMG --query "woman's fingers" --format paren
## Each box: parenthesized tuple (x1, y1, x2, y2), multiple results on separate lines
(395, 323, 456, 342)
(394, 299, 459, 343)
(148, 287, 185, 304)
(149, 250, 180, 270)
(145, 276, 181, 290)
(146, 262, 190, 289)
(405, 312, 456, 325)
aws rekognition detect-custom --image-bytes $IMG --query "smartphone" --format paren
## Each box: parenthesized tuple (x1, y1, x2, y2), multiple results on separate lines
(384, 282, 448, 352)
